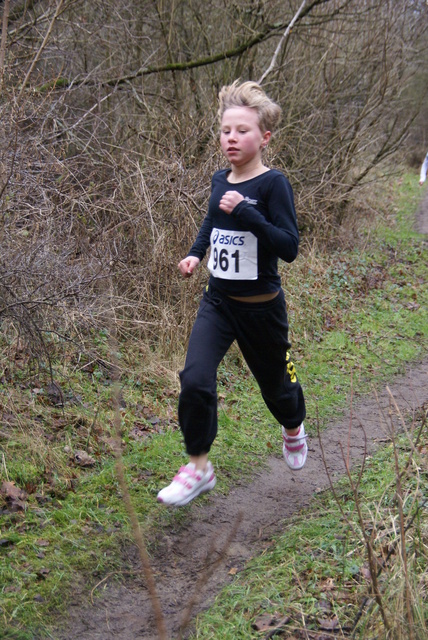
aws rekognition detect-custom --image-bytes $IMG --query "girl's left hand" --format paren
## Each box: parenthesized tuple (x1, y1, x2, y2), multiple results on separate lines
(219, 190, 244, 214)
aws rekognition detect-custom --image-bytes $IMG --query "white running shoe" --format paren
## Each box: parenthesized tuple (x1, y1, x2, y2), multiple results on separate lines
(282, 424, 308, 470)
(157, 462, 216, 506)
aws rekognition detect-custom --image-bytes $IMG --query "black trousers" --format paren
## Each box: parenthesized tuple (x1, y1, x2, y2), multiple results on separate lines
(178, 285, 306, 456)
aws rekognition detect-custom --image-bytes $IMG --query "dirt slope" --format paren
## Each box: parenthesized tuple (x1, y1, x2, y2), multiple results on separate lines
(54, 196, 428, 640)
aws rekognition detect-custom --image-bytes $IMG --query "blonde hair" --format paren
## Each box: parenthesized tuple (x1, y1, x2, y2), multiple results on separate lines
(218, 80, 282, 132)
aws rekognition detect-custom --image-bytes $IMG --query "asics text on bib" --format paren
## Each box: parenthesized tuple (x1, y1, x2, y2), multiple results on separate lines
(207, 228, 258, 280)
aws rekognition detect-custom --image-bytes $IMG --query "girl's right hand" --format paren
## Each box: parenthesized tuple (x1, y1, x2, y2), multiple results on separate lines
(178, 256, 200, 277)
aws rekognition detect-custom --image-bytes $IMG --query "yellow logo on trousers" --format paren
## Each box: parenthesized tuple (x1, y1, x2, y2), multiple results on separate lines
(286, 352, 297, 383)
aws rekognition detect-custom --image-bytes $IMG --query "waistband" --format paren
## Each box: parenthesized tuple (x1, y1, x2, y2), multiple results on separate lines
(205, 283, 284, 310)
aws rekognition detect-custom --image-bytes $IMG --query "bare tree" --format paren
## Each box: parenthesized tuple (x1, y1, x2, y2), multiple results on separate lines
(1, 0, 428, 363)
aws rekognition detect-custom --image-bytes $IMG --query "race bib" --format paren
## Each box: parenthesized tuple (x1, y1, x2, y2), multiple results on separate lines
(207, 228, 258, 280)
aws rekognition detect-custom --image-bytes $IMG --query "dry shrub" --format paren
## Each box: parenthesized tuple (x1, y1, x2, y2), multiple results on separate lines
(319, 396, 428, 640)
(0, 87, 220, 373)
(1, 0, 428, 371)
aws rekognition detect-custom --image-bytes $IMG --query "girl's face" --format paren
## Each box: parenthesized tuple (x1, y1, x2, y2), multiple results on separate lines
(220, 106, 271, 168)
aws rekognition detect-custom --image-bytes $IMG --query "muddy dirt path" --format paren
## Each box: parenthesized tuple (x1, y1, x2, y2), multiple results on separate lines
(55, 198, 428, 640)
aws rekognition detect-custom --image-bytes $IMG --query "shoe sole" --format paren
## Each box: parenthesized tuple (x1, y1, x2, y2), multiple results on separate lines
(158, 476, 216, 507)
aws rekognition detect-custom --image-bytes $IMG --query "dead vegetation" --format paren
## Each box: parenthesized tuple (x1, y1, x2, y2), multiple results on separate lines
(1, 0, 428, 371)
(318, 393, 428, 640)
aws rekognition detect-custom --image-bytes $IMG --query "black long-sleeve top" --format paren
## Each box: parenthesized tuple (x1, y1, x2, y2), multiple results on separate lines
(187, 168, 299, 296)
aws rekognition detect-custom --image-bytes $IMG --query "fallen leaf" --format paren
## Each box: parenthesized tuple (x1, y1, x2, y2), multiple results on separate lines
(101, 436, 119, 452)
(360, 565, 372, 582)
(0, 538, 15, 548)
(73, 450, 96, 467)
(1, 481, 28, 510)
(316, 599, 332, 613)
(129, 423, 152, 439)
(37, 568, 50, 579)
(46, 382, 64, 406)
(251, 613, 277, 632)
(251, 613, 290, 632)
(1, 481, 27, 501)
(318, 616, 339, 631)
(228, 567, 238, 575)
(36, 539, 50, 547)
(320, 577, 335, 591)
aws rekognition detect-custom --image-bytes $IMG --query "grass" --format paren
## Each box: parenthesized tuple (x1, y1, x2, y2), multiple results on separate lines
(191, 425, 428, 639)
(0, 172, 427, 637)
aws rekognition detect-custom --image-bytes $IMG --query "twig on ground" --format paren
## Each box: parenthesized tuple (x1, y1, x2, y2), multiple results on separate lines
(1, 452, 10, 481)
(90, 571, 139, 604)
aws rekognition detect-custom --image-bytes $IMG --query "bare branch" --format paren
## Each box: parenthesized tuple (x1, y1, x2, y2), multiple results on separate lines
(17, 0, 65, 101)
(34, 0, 335, 91)
(258, 0, 307, 85)
(0, 0, 10, 90)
